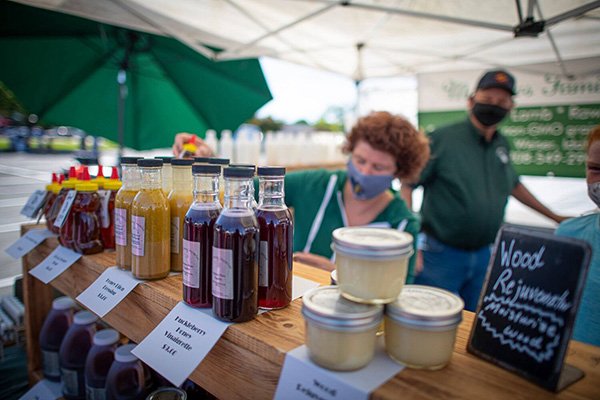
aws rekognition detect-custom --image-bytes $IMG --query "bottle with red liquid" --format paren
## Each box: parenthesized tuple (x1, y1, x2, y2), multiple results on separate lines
(52, 167, 78, 236)
(183, 164, 222, 308)
(256, 167, 293, 310)
(72, 168, 103, 255)
(39, 296, 76, 381)
(85, 329, 120, 399)
(105, 344, 149, 400)
(212, 167, 259, 322)
(59, 310, 98, 400)
(99, 167, 122, 250)
(43, 173, 61, 230)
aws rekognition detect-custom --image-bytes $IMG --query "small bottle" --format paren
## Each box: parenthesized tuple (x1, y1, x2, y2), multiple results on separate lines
(105, 344, 149, 400)
(99, 169, 122, 250)
(155, 156, 173, 196)
(84, 329, 120, 399)
(207, 158, 229, 206)
(73, 168, 103, 255)
(183, 164, 222, 308)
(115, 157, 141, 270)
(256, 167, 293, 310)
(59, 310, 98, 400)
(43, 173, 62, 230)
(229, 164, 257, 210)
(204, 129, 218, 155)
(169, 159, 194, 273)
(219, 130, 233, 160)
(39, 296, 76, 381)
(54, 167, 79, 237)
(131, 159, 170, 280)
(212, 167, 259, 322)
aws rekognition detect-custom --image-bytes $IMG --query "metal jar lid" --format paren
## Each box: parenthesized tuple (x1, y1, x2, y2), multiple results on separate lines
(386, 285, 464, 329)
(302, 286, 383, 331)
(332, 227, 413, 259)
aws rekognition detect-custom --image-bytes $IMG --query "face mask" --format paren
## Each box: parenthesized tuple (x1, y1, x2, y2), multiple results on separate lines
(472, 102, 509, 127)
(347, 159, 394, 200)
(588, 182, 600, 207)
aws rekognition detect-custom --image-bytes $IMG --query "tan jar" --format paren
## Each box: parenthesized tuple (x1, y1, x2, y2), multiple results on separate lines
(332, 227, 413, 304)
(302, 286, 383, 371)
(384, 285, 463, 370)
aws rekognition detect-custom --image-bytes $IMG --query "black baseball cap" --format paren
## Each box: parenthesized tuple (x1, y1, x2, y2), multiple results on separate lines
(476, 69, 516, 95)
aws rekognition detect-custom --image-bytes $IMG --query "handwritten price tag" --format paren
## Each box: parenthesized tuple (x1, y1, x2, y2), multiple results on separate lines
(76, 266, 141, 318)
(5, 229, 55, 259)
(53, 190, 77, 228)
(29, 246, 81, 284)
(20, 190, 47, 218)
(132, 302, 231, 387)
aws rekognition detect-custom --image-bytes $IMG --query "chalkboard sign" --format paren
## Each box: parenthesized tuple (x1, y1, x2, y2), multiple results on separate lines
(468, 225, 591, 392)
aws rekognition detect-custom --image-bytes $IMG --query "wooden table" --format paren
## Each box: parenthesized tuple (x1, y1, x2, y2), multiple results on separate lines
(21, 224, 600, 399)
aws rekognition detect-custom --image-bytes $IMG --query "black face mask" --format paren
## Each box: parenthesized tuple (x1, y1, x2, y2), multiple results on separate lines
(472, 102, 509, 127)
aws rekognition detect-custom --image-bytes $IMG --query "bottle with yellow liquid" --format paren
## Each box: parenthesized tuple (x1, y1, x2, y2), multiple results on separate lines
(114, 157, 141, 270)
(131, 159, 170, 280)
(168, 159, 193, 272)
(208, 158, 229, 205)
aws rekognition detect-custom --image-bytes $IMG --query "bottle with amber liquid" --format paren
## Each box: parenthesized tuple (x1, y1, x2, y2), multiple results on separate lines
(131, 158, 170, 280)
(115, 157, 141, 270)
(212, 167, 259, 322)
(183, 164, 222, 308)
(169, 159, 193, 272)
(256, 167, 293, 309)
(72, 169, 103, 255)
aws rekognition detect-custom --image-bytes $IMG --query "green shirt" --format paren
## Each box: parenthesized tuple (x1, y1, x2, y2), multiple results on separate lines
(283, 169, 420, 281)
(416, 118, 520, 249)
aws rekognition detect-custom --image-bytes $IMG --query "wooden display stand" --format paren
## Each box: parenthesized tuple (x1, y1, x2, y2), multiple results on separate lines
(21, 224, 600, 399)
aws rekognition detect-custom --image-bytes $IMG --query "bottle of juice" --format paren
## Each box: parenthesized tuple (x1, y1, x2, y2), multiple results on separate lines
(155, 156, 173, 196)
(115, 157, 141, 270)
(100, 177, 122, 251)
(84, 328, 119, 399)
(183, 164, 222, 308)
(105, 344, 149, 400)
(43, 173, 61, 230)
(256, 167, 293, 310)
(58, 167, 84, 249)
(131, 159, 170, 280)
(59, 310, 98, 400)
(39, 296, 76, 381)
(230, 164, 257, 210)
(73, 168, 103, 255)
(52, 166, 79, 236)
(168, 159, 193, 273)
(208, 158, 229, 205)
(212, 167, 259, 322)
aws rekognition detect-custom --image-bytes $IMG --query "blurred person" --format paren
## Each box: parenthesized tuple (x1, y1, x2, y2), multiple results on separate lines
(172, 132, 214, 157)
(401, 69, 569, 311)
(555, 125, 600, 346)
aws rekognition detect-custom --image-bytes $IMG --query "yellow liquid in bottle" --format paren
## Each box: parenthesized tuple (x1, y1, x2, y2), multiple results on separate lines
(131, 188, 170, 279)
(115, 189, 138, 270)
(168, 191, 193, 272)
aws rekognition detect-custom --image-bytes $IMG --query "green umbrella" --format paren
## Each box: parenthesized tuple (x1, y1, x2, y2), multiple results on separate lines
(0, 1, 272, 150)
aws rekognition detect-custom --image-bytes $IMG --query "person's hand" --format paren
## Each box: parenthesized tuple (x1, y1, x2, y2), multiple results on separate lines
(293, 252, 336, 272)
(552, 214, 572, 224)
(172, 132, 214, 157)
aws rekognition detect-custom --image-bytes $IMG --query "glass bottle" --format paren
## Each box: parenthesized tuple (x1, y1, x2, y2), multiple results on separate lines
(230, 164, 257, 210)
(256, 167, 293, 309)
(169, 159, 194, 273)
(84, 329, 120, 399)
(55, 178, 78, 241)
(183, 164, 222, 308)
(131, 159, 170, 280)
(99, 178, 122, 250)
(115, 157, 141, 270)
(73, 169, 103, 255)
(207, 158, 229, 205)
(212, 167, 259, 322)
(39, 296, 76, 381)
(155, 156, 173, 196)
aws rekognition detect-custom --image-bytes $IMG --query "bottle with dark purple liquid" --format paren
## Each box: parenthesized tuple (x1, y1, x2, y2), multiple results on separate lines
(183, 164, 222, 308)
(256, 167, 293, 310)
(212, 167, 259, 322)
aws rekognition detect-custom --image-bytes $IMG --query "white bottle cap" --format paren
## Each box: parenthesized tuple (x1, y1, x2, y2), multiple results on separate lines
(93, 329, 120, 346)
(52, 296, 75, 311)
(73, 310, 98, 325)
(114, 344, 138, 363)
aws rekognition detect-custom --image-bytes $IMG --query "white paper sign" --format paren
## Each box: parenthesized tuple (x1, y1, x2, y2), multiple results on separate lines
(274, 341, 404, 400)
(18, 379, 62, 400)
(98, 190, 111, 229)
(5, 229, 55, 259)
(292, 276, 320, 300)
(76, 266, 141, 317)
(132, 302, 231, 387)
(29, 246, 81, 284)
(53, 190, 77, 228)
(20, 190, 47, 218)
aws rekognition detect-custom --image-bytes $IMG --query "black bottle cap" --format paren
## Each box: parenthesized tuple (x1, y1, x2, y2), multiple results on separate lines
(192, 164, 221, 174)
(171, 158, 194, 166)
(207, 158, 230, 165)
(120, 157, 142, 165)
(194, 157, 213, 163)
(155, 156, 173, 164)
(138, 158, 163, 167)
(223, 167, 255, 178)
(257, 166, 286, 176)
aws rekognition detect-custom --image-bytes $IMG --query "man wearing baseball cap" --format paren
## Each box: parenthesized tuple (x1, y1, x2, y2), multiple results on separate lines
(401, 69, 569, 311)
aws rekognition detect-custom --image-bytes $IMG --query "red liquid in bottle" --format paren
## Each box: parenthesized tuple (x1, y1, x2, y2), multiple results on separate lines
(73, 190, 103, 255)
(212, 210, 259, 322)
(54, 185, 76, 238)
(105, 344, 149, 400)
(257, 208, 293, 309)
(100, 189, 116, 249)
(39, 297, 75, 381)
(84, 329, 119, 399)
(43, 191, 58, 230)
(183, 205, 220, 308)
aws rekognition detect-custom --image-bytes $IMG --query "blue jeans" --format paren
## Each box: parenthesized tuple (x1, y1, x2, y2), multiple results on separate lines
(414, 233, 491, 311)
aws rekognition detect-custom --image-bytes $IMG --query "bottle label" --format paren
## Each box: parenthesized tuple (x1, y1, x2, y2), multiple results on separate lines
(98, 190, 111, 229)
(171, 217, 180, 254)
(61, 367, 80, 396)
(41, 350, 60, 379)
(115, 208, 127, 246)
(132, 215, 145, 256)
(53, 190, 77, 228)
(212, 246, 233, 300)
(259, 240, 268, 287)
(183, 239, 200, 288)
(86, 385, 107, 400)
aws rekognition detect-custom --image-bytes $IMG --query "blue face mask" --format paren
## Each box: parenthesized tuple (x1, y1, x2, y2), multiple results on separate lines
(347, 159, 394, 200)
